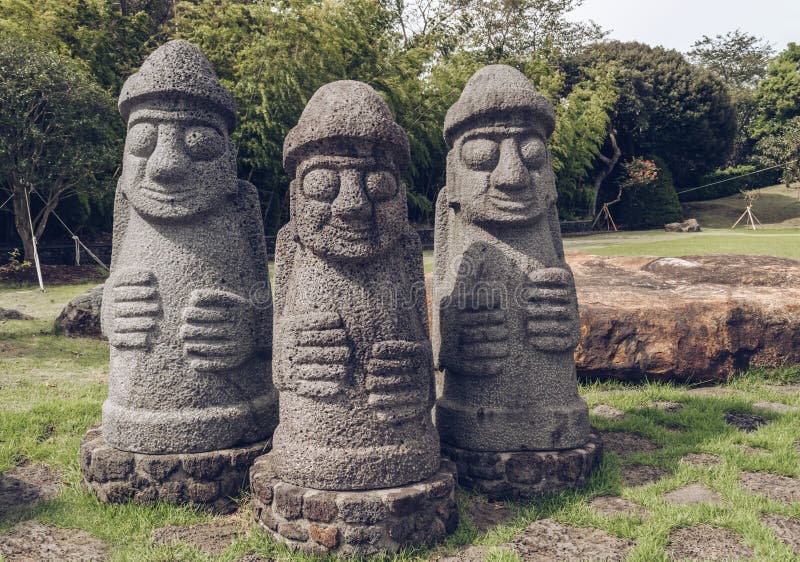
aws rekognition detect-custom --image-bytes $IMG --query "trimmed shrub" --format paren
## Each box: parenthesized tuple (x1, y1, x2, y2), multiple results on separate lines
(609, 159, 683, 229)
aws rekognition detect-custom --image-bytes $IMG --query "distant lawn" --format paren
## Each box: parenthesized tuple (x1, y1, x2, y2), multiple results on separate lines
(682, 184, 800, 229)
(572, 230, 800, 259)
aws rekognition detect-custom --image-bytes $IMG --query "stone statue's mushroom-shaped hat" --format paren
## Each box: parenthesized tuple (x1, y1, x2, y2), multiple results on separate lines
(283, 80, 410, 177)
(443, 64, 555, 146)
(119, 40, 236, 132)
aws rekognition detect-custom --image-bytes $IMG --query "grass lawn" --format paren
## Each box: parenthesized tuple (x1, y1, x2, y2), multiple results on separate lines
(2, 283, 800, 560)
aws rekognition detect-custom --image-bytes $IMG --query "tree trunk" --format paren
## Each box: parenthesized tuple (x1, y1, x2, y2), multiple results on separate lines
(11, 186, 35, 262)
(591, 129, 621, 216)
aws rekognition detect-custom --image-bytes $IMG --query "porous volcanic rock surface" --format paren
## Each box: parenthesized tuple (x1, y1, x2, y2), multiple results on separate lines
(55, 283, 103, 338)
(762, 514, 800, 555)
(572, 254, 800, 382)
(739, 471, 800, 504)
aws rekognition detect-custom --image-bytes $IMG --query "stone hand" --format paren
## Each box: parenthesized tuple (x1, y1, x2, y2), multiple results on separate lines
(525, 267, 580, 351)
(179, 288, 255, 372)
(366, 340, 428, 422)
(282, 311, 352, 399)
(108, 269, 161, 349)
(451, 299, 509, 377)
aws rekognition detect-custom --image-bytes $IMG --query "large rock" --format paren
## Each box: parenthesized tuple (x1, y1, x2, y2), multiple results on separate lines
(55, 284, 103, 337)
(664, 218, 700, 232)
(572, 254, 800, 382)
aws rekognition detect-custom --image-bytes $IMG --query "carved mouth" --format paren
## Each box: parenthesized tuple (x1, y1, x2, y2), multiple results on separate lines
(489, 193, 535, 212)
(327, 221, 374, 241)
(139, 185, 194, 203)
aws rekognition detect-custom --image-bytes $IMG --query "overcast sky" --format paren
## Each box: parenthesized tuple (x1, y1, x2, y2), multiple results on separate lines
(567, 0, 800, 54)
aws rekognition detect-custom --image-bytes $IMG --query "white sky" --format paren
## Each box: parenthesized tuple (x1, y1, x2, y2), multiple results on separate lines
(567, 0, 800, 54)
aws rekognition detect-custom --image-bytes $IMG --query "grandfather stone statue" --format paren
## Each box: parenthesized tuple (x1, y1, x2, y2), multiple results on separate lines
(432, 65, 601, 500)
(80, 41, 277, 512)
(251, 80, 457, 556)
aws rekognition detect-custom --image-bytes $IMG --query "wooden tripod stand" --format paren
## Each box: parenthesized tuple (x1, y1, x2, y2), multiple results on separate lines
(730, 190, 762, 231)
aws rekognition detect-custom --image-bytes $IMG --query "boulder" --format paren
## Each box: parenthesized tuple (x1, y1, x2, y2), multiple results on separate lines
(55, 284, 104, 338)
(664, 218, 700, 232)
(425, 253, 800, 382)
(0, 308, 33, 321)
(571, 254, 800, 382)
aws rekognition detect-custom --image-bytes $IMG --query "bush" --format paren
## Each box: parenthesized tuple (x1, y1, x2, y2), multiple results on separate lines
(607, 159, 683, 228)
(678, 165, 783, 201)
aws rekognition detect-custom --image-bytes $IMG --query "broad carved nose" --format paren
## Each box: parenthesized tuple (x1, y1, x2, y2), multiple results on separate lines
(490, 139, 530, 192)
(146, 125, 190, 185)
(332, 169, 371, 221)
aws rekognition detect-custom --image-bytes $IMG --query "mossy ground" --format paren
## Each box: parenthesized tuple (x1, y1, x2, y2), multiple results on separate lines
(2, 282, 799, 560)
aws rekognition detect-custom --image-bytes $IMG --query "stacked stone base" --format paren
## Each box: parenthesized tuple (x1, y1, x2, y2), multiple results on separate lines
(442, 431, 603, 500)
(80, 426, 270, 513)
(250, 456, 459, 556)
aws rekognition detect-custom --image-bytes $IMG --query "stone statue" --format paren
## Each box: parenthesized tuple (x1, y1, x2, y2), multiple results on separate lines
(432, 65, 601, 500)
(80, 40, 277, 512)
(251, 80, 457, 556)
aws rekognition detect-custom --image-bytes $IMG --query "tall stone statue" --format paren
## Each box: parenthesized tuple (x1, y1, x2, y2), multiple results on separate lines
(432, 65, 602, 500)
(80, 41, 277, 512)
(251, 81, 457, 556)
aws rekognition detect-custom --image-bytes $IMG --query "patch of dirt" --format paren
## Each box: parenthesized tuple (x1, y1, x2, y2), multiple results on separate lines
(464, 497, 513, 533)
(665, 524, 754, 561)
(739, 444, 770, 456)
(725, 411, 768, 432)
(650, 401, 684, 413)
(766, 383, 800, 395)
(591, 404, 625, 420)
(0, 520, 108, 561)
(739, 471, 800, 504)
(0, 463, 63, 516)
(762, 514, 800, 555)
(663, 483, 724, 506)
(622, 464, 669, 487)
(753, 401, 799, 414)
(435, 546, 494, 562)
(0, 264, 106, 287)
(589, 496, 648, 518)
(237, 553, 272, 562)
(681, 453, 722, 467)
(0, 307, 33, 320)
(600, 431, 660, 455)
(686, 387, 742, 398)
(152, 520, 242, 556)
(508, 519, 634, 561)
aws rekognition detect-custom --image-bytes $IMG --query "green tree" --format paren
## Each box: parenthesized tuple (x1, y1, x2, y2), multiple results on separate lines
(569, 41, 737, 188)
(0, 33, 120, 260)
(753, 42, 800, 137)
(753, 116, 800, 186)
(688, 30, 774, 164)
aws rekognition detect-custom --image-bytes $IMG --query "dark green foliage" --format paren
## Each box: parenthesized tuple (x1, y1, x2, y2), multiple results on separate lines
(753, 43, 800, 137)
(604, 159, 683, 229)
(0, 32, 120, 259)
(569, 41, 737, 188)
(679, 165, 783, 202)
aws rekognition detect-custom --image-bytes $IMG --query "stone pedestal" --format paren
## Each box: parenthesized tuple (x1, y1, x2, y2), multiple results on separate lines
(251, 457, 458, 557)
(80, 426, 269, 514)
(442, 432, 603, 501)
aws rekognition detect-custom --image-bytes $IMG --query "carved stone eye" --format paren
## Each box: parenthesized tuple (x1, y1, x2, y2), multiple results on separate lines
(520, 136, 547, 168)
(365, 170, 397, 201)
(302, 168, 340, 201)
(127, 123, 157, 158)
(184, 126, 225, 161)
(461, 138, 500, 171)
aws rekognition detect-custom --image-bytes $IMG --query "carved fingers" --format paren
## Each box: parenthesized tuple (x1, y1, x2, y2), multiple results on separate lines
(281, 311, 352, 399)
(108, 269, 161, 349)
(525, 267, 580, 352)
(366, 340, 429, 422)
(451, 300, 509, 377)
(179, 289, 255, 372)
